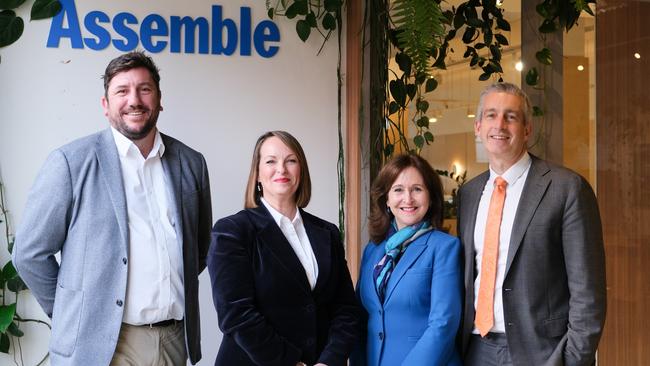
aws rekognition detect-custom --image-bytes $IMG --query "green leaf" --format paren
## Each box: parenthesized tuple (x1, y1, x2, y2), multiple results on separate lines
(496, 17, 510, 31)
(414, 135, 425, 149)
(322, 12, 336, 31)
(462, 26, 476, 43)
(0, 0, 26, 10)
(405, 84, 416, 101)
(285, 2, 298, 19)
(0, 10, 24, 47)
(536, 47, 552, 65)
(0, 304, 16, 333)
(526, 67, 540, 86)
(416, 116, 429, 127)
(388, 101, 399, 115)
(293, 0, 308, 15)
(384, 144, 394, 158)
(2, 261, 17, 280)
(31, 0, 61, 21)
(453, 11, 465, 29)
(305, 11, 316, 27)
(466, 17, 483, 28)
(389, 79, 406, 107)
(267, 8, 274, 19)
(494, 33, 509, 45)
(0, 333, 8, 353)
(395, 52, 412, 75)
(483, 30, 492, 45)
(479, 72, 491, 81)
(7, 322, 23, 337)
(539, 19, 557, 33)
(295, 19, 310, 42)
(424, 131, 434, 142)
(425, 78, 438, 93)
(536, 3, 550, 19)
(417, 99, 429, 112)
(533, 105, 544, 117)
(7, 276, 26, 292)
(324, 0, 342, 12)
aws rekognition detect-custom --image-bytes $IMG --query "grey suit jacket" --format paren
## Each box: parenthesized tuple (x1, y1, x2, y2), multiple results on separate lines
(458, 155, 606, 366)
(13, 128, 212, 365)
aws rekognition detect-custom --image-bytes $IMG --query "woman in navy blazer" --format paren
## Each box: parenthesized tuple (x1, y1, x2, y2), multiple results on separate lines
(208, 131, 360, 366)
(352, 154, 462, 366)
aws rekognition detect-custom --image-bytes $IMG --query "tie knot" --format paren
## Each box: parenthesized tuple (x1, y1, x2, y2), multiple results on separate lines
(494, 176, 507, 189)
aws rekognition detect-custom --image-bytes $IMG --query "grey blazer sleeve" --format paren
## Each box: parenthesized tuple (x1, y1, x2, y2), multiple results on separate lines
(13, 150, 73, 317)
(562, 174, 606, 364)
(197, 154, 212, 272)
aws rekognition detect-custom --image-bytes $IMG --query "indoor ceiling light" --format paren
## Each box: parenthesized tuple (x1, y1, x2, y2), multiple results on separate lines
(515, 61, 523, 71)
(577, 65, 584, 71)
(634, 52, 641, 59)
(429, 117, 438, 123)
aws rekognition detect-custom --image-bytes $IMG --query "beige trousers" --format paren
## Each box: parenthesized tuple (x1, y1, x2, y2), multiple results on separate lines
(110, 322, 187, 366)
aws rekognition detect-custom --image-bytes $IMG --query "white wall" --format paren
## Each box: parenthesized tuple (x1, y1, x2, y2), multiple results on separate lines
(0, 1, 344, 364)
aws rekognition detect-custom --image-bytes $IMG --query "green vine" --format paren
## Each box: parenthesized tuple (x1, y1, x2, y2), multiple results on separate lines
(0, 0, 62, 62)
(0, 178, 50, 366)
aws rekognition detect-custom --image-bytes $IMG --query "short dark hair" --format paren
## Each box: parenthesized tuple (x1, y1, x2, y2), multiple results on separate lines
(244, 131, 312, 209)
(368, 153, 444, 243)
(102, 51, 161, 97)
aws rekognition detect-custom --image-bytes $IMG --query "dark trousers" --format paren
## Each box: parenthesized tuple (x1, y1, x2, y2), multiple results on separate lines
(465, 333, 513, 366)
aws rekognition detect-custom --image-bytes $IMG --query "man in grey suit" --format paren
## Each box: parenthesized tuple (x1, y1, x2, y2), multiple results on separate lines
(458, 82, 606, 366)
(13, 51, 212, 365)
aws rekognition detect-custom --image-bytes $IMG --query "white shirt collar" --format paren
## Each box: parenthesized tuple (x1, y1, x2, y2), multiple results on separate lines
(489, 152, 531, 186)
(260, 197, 302, 226)
(110, 127, 165, 159)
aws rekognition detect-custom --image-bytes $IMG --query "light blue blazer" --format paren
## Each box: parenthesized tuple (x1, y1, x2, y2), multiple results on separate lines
(353, 230, 463, 366)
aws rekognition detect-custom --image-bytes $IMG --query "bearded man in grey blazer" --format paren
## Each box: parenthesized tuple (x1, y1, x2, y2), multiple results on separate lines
(13, 51, 212, 366)
(458, 82, 606, 366)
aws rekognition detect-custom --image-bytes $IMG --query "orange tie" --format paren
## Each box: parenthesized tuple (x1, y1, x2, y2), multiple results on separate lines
(475, 176, 507, 337)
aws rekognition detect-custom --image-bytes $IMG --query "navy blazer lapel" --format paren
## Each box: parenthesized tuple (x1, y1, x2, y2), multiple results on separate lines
(95, 129, 129, 249)
(160, 135, 184, 244)
(383, 232, 431, 304)
(301, 211, 331, 294)
(505, 156, 551, 275)
(251, 206, 312, 293)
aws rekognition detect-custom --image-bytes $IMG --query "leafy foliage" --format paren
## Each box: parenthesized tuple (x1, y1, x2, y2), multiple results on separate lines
(0, 0, 61, 62)
(392, 0, 445, 78)
(0, 179, 50, 364)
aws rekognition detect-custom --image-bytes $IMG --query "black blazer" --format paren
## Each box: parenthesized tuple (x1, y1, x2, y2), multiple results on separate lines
(208, 205, 361, 366)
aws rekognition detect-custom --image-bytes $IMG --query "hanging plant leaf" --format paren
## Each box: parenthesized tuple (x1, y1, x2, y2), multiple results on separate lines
(7, 322, 23, 337)
(533, 106, 544, 117)
(536, 2, 551, 19)
(384, 143, 395, 158)
(395, 52, 412, 75)
(463, 46, 474, 58)
(416, 116, 429, 127)
(0, 0, 26, 10)
(0, 303, 16, 333)
(296, 19, 311, 42)
(453, 11, 465, 29)
(536, 47, 552, 65)
(462, 26, 476, 44)
(489, 44, 501, 61)
(417, 99, 429, 113)
(496, 17, 510, 31)
(267, 8, 274, 19)
(425, 77, 438, 93)
(424, 131, 434, 142)
(479, 72, 491, 81)
(389, 79, 406, 107)
(405, 83, 417, 101)
(495, 33, 509, 45)
(285, 2, 298, 19)
(305, 11, 317, 27)
(31, 0, 61, 21)
(324, 0, 342, 12)
(474, 43, 485, 50)
(483, 29, 492, 45)
(526, 67, 540, 86)
(2, 261, 17, 280)
(388, 101, 399, 115)
(0, 10, 24, 47)
(7, 276, 26, 292)
(0, 333, 8, 353)
(539, 19, 557, 33)
(414, 135, 425, 149)
(322, 12, 336, 31)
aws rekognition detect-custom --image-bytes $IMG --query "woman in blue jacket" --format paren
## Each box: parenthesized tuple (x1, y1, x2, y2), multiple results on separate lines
(352, 154, 462, 366)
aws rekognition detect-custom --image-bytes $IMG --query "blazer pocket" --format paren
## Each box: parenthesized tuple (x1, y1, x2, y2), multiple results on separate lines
(50, 285, 84, 357)
(405, 267, 432, 276)
(542, 316, 568, 338)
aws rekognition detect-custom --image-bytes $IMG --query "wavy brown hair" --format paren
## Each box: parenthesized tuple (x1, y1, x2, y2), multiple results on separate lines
(244, 131, 311, 209)
(368, 154, 444, 243)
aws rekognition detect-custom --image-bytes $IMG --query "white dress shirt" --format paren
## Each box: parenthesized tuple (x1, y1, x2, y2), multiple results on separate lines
(473, 152, 531, 334)
(111, 128, 184, 325)
(261, 198, 319, 289)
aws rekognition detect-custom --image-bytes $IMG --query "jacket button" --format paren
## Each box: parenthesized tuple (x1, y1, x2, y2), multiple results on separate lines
(122, 257, 127, 265)
(504, 288, 512, 292)
(378, 332, 384, 340)
(507, 322, 514, 326)
(116, 300, 123, 307)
